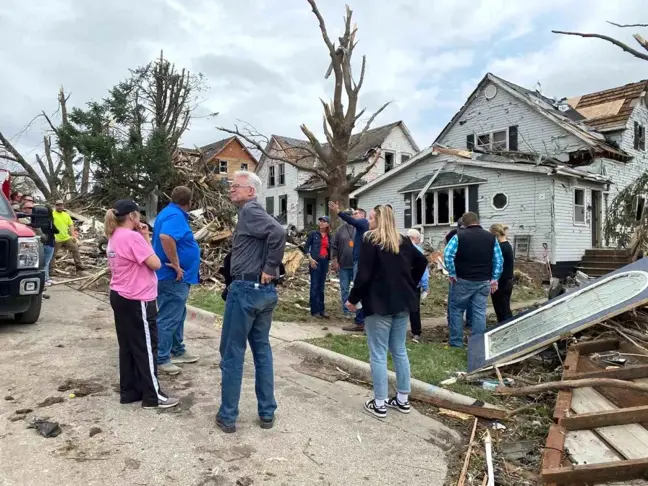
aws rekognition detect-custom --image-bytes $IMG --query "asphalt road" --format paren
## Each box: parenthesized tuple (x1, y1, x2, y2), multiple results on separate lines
(0, 286, 452, 485)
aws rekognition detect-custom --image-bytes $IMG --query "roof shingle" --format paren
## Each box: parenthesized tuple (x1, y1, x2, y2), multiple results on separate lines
(568, 80, 648, 131)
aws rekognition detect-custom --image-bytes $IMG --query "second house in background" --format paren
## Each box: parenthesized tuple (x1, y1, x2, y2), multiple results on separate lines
(176, 136, 258, 181)
(257, 121, 419, 230)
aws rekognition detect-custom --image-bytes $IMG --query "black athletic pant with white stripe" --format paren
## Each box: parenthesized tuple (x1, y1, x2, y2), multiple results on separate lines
(110, 290, 166, 407)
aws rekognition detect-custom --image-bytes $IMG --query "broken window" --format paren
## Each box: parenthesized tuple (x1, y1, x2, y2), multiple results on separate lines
(385, 152, 395, 172)
(268, 166, 276, 187)
(415, 196, 422, 225)
(424, 192, 435, 225)
(401, 153, 411, 164)
(278, 195, 288, 223)
(240, 163, 248, 170)
(279, 163, 286, 185)
(476, 129, 508, 151)
(574, 188, 586, 224)
(437, 190, 450, 224)
(492, 193, 508, 210)
(635, 122, 646, 151)
(219, 160, 228, 174)
(453, 188, 466, 222)
(492, 130, 507, 151)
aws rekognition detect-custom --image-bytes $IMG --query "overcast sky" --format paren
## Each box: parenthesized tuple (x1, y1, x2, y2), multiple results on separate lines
(2, 0, 648, 166)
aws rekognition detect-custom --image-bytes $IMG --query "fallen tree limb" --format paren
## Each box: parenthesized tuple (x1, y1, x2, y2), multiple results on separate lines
(496, 378, 648, 396)
(411, 392, 509, 421)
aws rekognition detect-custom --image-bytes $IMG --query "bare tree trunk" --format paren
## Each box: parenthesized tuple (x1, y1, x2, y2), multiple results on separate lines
(0, 131, 51, 199)
(58, 88, 77, 197)
(80, 156, 90, 194)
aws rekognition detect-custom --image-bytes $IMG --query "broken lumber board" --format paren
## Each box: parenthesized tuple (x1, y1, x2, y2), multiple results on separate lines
(541, 424, 566, 480)
(566, 364, 648, 381)
(562, 405, 648, 430)
(578, 357, 648, 410)
(564, 429, 623, 465)
(563, 349, 580, 377)
(410, 393, 508, 421)
(541, 457, 648, 484)
(571, 338, 620, 355)
(571, 388, 648, 459)
(554, 390, 573, 421)
(467, 258, 648, 372)
(496, 378, 648, 396)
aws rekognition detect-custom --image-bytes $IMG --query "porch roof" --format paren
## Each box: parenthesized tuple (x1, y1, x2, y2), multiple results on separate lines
(398, 171, 486, 193)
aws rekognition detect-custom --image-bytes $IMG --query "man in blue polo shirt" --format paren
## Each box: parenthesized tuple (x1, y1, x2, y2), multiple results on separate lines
(153, 186, 201, 375)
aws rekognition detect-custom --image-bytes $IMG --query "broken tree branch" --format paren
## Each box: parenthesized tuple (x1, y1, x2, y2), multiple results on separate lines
(496, 378, 648, 396)
(607, 21, 648, 28)
(552, 30, 648, 61)
(457, 418, 479, 486)
(0, 130, 51, 198)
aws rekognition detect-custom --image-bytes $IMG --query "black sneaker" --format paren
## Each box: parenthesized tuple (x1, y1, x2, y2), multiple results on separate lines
(412, 334, 422, 343)
(260, 416, 275, 429)
(142, 396, 180, 409)
(319, 312, 330, 319)
(364, 399, 387, 419)
(385, 396, 411, 414)
(216, 417, 236, 434)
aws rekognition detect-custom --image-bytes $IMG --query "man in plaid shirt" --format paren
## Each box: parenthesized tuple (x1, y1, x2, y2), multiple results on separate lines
(443, 212, 503, 348)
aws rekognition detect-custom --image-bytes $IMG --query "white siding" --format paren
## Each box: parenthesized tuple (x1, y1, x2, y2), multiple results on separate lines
(349, 125, 419, 182)
(439, 81, 588, 160)
(356, 155, 555, 261)
(552, 177, 604, 261)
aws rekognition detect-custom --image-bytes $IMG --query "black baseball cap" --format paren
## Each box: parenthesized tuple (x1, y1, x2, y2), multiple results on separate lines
(113, 200, 139, 217)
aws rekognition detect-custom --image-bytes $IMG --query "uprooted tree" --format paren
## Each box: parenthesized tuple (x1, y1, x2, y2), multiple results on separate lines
(0, 87, 87, 200)
(218, 0, 389, 213)
(68, 51, 207, 205)
(554, 22, 648, 247)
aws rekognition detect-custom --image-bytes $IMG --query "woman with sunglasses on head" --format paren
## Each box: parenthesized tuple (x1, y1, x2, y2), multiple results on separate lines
(345, 205, 428, 418)
(105, 200, 179, 409)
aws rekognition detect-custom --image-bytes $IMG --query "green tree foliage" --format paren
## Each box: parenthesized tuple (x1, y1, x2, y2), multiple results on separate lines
(68, 52, 206, 203)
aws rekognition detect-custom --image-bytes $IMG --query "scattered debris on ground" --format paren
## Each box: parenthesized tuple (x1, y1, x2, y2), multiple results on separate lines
(37, 396, 65, 408)
(89, 426, 102, 438)
(28, 417, 62, 438)
(57, 379, 106, 397)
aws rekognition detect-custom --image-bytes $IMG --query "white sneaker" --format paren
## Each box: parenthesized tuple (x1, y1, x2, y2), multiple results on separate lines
(45, 280, 53, 287)
(158, 363, 182, 375)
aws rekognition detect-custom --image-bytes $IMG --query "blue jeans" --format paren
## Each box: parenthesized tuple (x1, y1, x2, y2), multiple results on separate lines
(309, 258, 329, 315)
(156, 279, 191, 365)
(43, 245, 54, 281)
(447, 282, 473, 327)
(449, 279, 490, 348)
(353, 262, 365, 325)
(365, 312, 411, 400)
(218, 280, 278, 425)
(338, 267, 354, 314)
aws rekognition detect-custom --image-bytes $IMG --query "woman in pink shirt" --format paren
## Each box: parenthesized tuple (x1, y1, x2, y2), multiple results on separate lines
(105, 200, 179, 409)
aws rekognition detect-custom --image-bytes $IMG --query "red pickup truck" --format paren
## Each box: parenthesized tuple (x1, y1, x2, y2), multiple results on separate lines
(0, 189, 44, 324)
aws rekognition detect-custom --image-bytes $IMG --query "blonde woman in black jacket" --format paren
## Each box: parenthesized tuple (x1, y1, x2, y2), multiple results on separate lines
(346, 205, 428, 418)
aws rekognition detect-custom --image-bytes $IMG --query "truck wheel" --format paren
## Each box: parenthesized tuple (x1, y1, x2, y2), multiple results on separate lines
(14, 294, 43, 324)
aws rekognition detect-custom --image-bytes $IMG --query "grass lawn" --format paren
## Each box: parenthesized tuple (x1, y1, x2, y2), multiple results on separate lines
(308, 333, 496, 402)
(188, 287, 225, 315)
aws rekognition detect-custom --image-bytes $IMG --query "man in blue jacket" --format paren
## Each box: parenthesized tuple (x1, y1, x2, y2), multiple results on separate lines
(153, 186, 201, 375)
(328, 200, 368, 332)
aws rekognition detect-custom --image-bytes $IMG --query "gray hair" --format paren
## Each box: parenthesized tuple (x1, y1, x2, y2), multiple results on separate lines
(407, 228, 422, 241)
(234, 170, 262, 196)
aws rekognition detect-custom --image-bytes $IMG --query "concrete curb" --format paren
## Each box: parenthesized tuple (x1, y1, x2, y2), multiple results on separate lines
(288, 341, 506, 411)
(185, 304, 221, 327)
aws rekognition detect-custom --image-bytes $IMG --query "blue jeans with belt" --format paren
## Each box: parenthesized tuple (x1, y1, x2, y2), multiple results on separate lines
(156, 279, 191, 365)
(217, 280, 278, 426)
(309, 258, 329, 315)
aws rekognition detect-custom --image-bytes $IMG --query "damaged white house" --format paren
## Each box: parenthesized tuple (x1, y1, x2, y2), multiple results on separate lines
(257, 121, 419, 230)
(351, 74, 648, 278)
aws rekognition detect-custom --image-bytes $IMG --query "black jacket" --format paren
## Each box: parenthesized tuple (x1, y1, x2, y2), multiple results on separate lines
(348, 235, 428, 317)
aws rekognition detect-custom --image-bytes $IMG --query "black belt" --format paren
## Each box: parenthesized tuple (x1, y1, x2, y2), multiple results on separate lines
(232, 273, 261, 282)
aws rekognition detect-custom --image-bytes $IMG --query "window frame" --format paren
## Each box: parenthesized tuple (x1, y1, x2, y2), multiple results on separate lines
(268, 165, 276, 187)
(384, 151, 395, 172)
(278, 163, 286, 185)
(219, 160, 228, 174)
(240, 162, 248, 170)
(491, 192, 509, 211)
(476, 128, 509, 151)
(401, 153, 411, 164)
(409, 184, 476, 227)
(573, 187, 587, 226)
